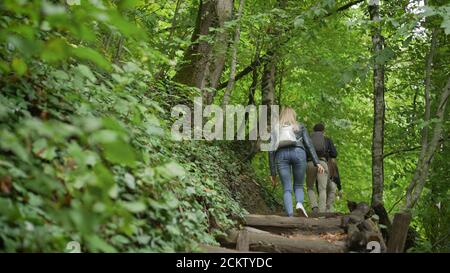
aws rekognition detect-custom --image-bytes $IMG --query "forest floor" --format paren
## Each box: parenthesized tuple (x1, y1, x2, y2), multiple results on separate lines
(226, 172, 282, 215)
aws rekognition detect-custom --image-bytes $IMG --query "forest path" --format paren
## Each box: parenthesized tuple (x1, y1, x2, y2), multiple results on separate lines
(201, 203, 386, 253)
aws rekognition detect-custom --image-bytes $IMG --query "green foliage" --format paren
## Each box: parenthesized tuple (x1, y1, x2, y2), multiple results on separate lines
(0, 0, 249, 252)
(0, 0, 448, 253)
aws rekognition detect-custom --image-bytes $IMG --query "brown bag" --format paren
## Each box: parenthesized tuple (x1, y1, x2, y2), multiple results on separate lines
(327, 158, 337, 179)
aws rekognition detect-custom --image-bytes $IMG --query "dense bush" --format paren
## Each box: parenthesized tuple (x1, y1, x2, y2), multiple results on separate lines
(0, 0, 254, 252)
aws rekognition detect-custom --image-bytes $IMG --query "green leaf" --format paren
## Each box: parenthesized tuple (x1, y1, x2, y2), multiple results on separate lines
(71, 47, 111, 71)
(122, 201, 146, 213)
(102, 140, 136, 167)
(118, 0, 139, 10)
(76, 64, 96, 82)
(11, 58, 27, 76)
(66, 0, 80, 5)
(86, 235, 117, 253)
(160, 162, 185, 178)
(294, 17, 304, 28)
(124, 173, 136, 190)
(41, 39, 69, 63)
(51, 70, 70, 81)
(32, 138, 57, 160)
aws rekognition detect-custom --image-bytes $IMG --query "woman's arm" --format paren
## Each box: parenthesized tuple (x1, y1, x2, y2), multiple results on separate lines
(301, 125, 321, 166)
(268, 128, 278, 176)
(269, 151, 277, 177)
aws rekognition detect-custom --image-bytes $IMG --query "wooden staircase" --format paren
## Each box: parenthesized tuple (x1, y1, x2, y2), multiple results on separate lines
(201, 202, 387, 253)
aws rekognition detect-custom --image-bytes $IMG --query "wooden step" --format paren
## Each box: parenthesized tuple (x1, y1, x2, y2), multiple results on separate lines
(244, 214, 345, 234)
(221, 228, 346, 253)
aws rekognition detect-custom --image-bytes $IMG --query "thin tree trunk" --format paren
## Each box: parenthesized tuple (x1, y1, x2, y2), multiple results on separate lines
(222, 0, 245, 107)
(247, 45, 260, 107)
(167, 0, 183, 53)
(277, 60, 285, 106)
(404, 77, 450, 209)
(237, 46, 260, 138)
(369, 1, 385, 207)
(155, 0, 183, 80)
(113, 36, 124, 64)
(405, 27, 438, 203)
(388, 28, 446, 253)
(421, 28, 437, 140)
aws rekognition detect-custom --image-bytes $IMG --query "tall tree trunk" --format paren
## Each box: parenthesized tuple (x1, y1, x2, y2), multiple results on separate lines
(369, 1, 385, 207)
(173, 0, 232, 100)
(260, 0, 286, 119)
(261, 50, 277, 114)
(205, 0, 233, 104)
(222, 0, 245, 107)
(246, 0, 285, 159)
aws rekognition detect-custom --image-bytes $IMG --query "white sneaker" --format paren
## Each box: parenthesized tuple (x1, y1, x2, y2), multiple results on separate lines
(296, 203, 308, 218)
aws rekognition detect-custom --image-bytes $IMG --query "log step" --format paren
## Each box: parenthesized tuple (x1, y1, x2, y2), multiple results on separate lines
(223, 228, 346, 253)
(244, 214, 345, 234)
(198, 244, 256, 253)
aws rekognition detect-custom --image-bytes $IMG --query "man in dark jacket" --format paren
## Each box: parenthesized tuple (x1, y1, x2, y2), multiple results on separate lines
(306, 123, 340, 213)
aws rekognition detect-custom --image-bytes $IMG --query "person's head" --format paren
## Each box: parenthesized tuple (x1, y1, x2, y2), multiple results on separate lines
(279, 107, 299, 130)
(313, 123, 325, 132)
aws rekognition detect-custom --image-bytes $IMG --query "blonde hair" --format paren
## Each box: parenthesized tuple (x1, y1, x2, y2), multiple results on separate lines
(279, 107, 299, 131)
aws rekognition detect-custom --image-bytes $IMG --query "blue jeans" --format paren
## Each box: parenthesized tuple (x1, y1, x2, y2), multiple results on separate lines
(275, 147, 307, 217)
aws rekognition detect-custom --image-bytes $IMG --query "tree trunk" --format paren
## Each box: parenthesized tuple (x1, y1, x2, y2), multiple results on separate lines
(404, 28, 439, 209)
(261, 0, 287, 117)
(387, 212, 412, 253)
(155, 0, 183, 80)
(404, 77, 450, 209)
(173, 0, 232, 100)
(246, 0, 285, 158)
(204, 0, 233, 104)
(247, 59, 258, 106)
(369, 1, 386, 207)
(261, 51, 277, 116)
(277, 60, 285, 106)
(222, 0, 245, 107)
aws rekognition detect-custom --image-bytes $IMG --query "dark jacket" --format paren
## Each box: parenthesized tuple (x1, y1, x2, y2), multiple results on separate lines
(307, 136, 337, 161)
(268, 123, 320, 177)
(324, 137, 341, 190)
(325, 137, 338, 159)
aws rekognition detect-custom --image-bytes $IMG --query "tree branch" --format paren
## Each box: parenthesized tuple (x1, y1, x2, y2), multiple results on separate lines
(383, 146, 422, 159)
(405, 77, 450, 210)
(216, 0, 364, 90)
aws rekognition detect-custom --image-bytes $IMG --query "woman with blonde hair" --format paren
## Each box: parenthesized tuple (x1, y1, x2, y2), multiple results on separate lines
(268, 107, 324, 217)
